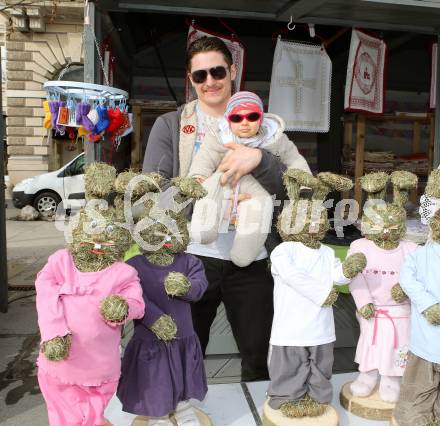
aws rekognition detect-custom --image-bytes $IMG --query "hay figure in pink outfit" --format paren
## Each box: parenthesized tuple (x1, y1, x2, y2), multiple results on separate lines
(35, 163, 145, 426)
(347, 171, 418, 403)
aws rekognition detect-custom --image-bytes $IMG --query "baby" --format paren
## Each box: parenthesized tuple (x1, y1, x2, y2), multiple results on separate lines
(188, 91, 310, 267)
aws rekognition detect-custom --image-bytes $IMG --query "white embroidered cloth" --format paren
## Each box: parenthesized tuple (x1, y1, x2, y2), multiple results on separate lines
(344, 29, 387, 114)
(419, 194, 440, 225)
(185, 24, 246, 103)
(430, 43, 437, 109)
(268, 39, 332, 132)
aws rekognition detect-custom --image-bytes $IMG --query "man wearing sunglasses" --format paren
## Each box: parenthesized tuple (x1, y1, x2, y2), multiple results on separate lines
(143, 36, 309, 382)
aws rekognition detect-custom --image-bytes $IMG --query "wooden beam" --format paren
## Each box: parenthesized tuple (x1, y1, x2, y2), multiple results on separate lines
(361, 0, 440, 8)
(342, 120, 353, 200)
(323, 27, 350, 49)
(131, 105, 142, 171)
(277, 0, 329, 21)
(410, 121, 421, 203)
(412, 121, 421, 154)
(117, 2, 276, 20)
(429, 114, 435, 170)
(354, 115, 365, 208)
(287, 15, 437, 34)
(434, 33, 440, 167)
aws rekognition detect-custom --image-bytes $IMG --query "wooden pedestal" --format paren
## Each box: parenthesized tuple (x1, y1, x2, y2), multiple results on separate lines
(262, 399, 338, 426)
(132, 407, 212, 426)
(340, 382, 395, 421)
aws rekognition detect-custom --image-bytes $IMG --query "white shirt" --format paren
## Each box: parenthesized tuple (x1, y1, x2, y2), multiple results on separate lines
(186, 102, 268, 261)
(270, 241, 349, 347)
(400, 242, 440, 364)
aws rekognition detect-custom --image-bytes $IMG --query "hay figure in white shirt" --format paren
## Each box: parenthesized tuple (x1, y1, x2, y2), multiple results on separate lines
(188, 91, 310, 267)
(267, 169, 366, 418)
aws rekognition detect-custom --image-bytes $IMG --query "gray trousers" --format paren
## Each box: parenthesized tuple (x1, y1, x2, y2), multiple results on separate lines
(394, 351, 440, 426)
(267, 343, 334, 409)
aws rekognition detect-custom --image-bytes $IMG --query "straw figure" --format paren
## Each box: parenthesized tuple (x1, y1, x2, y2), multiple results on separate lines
(394, 169, 440, 426)
(266, 169, 366, 419)
(117, 176, 211, 426)
(35, 162, 145, 426)
(346, 171, 418, 404)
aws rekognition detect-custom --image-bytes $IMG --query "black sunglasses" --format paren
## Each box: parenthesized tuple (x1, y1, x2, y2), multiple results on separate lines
(228, 112, 262, 123)
(191, 66, 228, 84)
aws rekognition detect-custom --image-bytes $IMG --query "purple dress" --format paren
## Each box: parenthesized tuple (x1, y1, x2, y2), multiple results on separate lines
(117, 253, 208, 417)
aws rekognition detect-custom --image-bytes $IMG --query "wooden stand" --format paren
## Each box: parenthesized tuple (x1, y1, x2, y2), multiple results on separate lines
(262, 399, 338, 426)
(339, 382, 395, 421)
(342, 113, 435, 206)
(130, 100, 177, 171)
(132, 406, 213, 426)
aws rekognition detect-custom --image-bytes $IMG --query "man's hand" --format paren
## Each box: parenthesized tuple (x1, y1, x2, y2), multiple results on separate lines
(218, 143, 263, 186)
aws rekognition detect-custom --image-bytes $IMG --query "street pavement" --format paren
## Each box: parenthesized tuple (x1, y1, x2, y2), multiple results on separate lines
(1, 206, 65, 425)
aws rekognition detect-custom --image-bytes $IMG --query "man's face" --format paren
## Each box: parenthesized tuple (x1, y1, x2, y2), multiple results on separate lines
(188, 51, 236, 109)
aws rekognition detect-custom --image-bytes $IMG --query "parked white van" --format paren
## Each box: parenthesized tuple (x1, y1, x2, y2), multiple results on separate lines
(12, 153, 85, 216)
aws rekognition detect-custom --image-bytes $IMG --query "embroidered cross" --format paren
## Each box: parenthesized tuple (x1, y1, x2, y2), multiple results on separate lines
(278, 61, 317, 113)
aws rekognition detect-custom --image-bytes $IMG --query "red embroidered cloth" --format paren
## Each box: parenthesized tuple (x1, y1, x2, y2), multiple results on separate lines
(344, 29, 387, 114)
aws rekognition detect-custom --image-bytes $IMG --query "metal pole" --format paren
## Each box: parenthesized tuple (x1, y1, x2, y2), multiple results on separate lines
(84, 1, 95, 165)
(0, 45, 8, 313)
(434, 33, 440, 168)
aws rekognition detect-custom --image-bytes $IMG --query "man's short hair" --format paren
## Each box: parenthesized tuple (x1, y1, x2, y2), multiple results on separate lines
(186, 36, 233, 71)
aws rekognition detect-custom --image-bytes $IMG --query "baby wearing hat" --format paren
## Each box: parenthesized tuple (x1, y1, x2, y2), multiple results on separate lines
(188, 91, 310, 267)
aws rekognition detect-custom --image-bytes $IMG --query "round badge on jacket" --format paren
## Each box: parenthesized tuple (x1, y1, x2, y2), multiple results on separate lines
(182, 125, 195, 134)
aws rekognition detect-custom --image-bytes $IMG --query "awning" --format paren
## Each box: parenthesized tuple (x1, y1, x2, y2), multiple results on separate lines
(102, 0, 440, 34)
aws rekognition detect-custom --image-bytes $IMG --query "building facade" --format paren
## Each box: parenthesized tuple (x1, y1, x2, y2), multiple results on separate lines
(2, 1, 84, 185)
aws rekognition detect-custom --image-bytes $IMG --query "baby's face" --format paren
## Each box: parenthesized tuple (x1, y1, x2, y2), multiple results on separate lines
(228, 109, 261, 138)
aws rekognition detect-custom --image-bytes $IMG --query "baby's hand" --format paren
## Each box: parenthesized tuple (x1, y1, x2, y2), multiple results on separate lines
(195, 176, 206, 184)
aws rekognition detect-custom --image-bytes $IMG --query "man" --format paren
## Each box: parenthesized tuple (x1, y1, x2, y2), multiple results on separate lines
(143, 36, 310, 381)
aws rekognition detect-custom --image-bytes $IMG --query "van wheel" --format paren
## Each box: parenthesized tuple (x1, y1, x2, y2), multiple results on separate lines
(33, 191, 61, 217)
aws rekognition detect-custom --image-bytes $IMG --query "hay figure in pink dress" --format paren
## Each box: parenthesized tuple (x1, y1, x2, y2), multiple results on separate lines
(347, 171, 418, 403)
(35, 163, 145, 426)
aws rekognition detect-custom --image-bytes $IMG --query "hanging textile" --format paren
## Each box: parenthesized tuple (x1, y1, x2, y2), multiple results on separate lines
(185, 23, 246, 103)
(430, 43, 437, 109)
(268, 38, 332, 132)
(344, 29, 387, 114)
(103, 36, 115, 87)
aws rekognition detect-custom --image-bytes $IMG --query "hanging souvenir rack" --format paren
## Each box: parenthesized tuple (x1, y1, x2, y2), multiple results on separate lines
(42, 80, 132, 151)
(43, 81, 128, 102)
